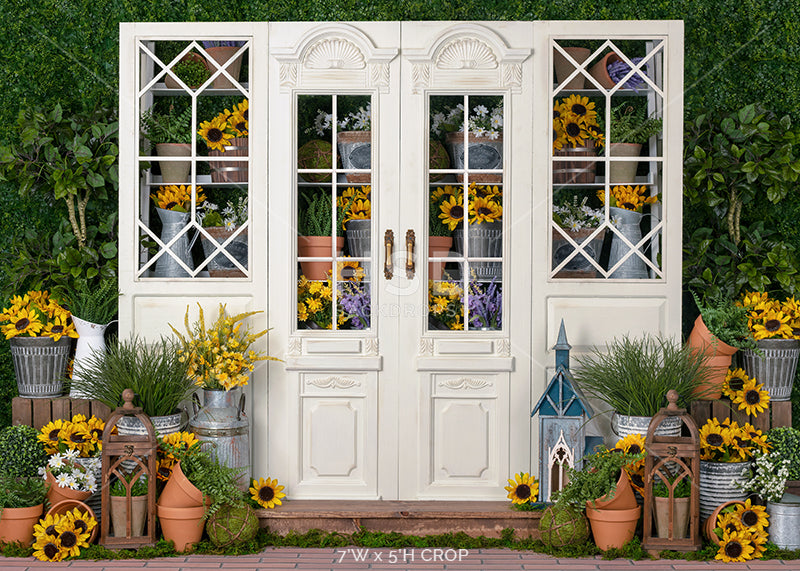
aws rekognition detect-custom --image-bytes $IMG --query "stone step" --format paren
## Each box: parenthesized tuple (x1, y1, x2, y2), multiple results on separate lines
(256, 500, 542, 539)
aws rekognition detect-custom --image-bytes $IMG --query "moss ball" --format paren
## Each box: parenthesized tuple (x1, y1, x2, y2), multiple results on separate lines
(538, 504, 589, 548)
(429, 140, 450, 181)
(298, 140, 333, 182)
(205, 504, 259, 547)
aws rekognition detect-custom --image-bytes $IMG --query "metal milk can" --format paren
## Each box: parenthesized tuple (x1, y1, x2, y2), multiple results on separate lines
(189, 388, 250, 487)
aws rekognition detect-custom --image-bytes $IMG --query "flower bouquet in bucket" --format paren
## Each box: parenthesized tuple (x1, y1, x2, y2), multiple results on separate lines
(198, 99, 249, 183)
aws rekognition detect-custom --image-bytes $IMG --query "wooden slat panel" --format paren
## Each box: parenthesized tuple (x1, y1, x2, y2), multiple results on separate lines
(32, 399, 52, 430)
(711, 400, 730, 422)
(690, 401, 710, 430)
(12, 397, 31, 426)
(772, 401, 792, 429)
(91, 401, 111, 421)
(51, 398, 71, 422)
(71, 399, 91, 419)
(751, 409, 769, 432)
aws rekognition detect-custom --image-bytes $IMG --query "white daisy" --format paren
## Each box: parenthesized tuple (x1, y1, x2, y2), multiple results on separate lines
(64, 448, 80, 460)
(486, 129, 500, 140)
(474, 105, 488, 117)
(55, 472, 72, 488)
(48, 454, 65, 469)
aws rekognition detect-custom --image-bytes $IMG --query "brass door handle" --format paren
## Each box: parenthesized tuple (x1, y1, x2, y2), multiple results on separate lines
(406, 229, 416, 279)
(384, 229, 394, 280)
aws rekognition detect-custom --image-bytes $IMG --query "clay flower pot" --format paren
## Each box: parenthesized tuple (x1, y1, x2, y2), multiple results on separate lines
(553, 46, 591, 90)
(609, 143, 642, 184)
(589, 470, 637, 511)
(703, 500, 746, 546)
(46, 471, 92, 506)
(588, 52, 622, 89)
(0, 503, 43, 545)
(47, 500, 98, 543)
(654, 496, 690, 539)
(157, 504, 206, 552)
(687, 315, 738, 399)
(297, 236, 345, 281)
(158, 462, 206, 508)
(586, 505, 641, 550)
(428, 236, 453, 281)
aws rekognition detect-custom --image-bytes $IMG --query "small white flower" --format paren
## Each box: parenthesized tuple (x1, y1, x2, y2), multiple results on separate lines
(474, 105, 488, 117)
(224, 219, 236, 231)
(64, 448, 80, 460)
(55, 472, 72, 488)
(87, 482, 98, 494)
(490, 114, 503, 129)
(486, 129, 500, 140)
(37, 466, 46, 477)
(206, 202, 219, 211)
(48, 454, 65, 469)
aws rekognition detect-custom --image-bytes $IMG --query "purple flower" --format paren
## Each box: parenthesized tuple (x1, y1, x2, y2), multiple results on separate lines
(607, 57, 647, 92)
(468, 279, 502, 330)
(338, 282, 370, 329)
(202, 40, 245, 48)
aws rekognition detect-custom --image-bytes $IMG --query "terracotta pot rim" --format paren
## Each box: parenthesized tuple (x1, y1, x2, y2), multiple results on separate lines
(585, 505, 641, 520)
(156, 504, 207, 517)
(0, 503, 44, 517)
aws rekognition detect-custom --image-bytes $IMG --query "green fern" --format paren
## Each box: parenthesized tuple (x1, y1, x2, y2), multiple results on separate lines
(65, 277, 119, 325)
(140, 105, 193, 144)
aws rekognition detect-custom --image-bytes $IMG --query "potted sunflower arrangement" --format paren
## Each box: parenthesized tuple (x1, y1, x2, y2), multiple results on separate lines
(0, 290, 77, 398)
(32, 507, 96, 561)
(445, 182, 503, 280)
(428, 280, 464, 331)
(737, 291, 800, 401)
(553, 94, 605, 184)
(198, 99, 249, 183)
(704, 499, 769, 562)
(149, 184, 206, 277)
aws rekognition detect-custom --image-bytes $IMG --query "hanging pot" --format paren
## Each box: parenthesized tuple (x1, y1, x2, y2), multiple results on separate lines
(154, 143, 191, 184)
(445, 132, 503, 183)
(609, 143, 642, 184)
(200, 227, 248, 278)
(589, 470, 638, 511)
(190, 388, 250, 488)
(607, 206, 650, 279)
(699, 461, 751, 521)
(156, 504, 206, 552)
(153, 207, 193, 278)
(743, 338, 800, 401)
(654, 496, 690, 539)
(767, 493, 800, 550)
(703, 500, 746, 546)
(47, 499, 98, 544)
(0, 503, 43, 545)
(9, 336, 70, 398)
(337, 131, 371, 183)
(204, 46, 244, 89)
(70, 317, 108, 397)
(553, 47, 591, 90)
(585, 505, 640, 551)
(297, 236, 344, 281)
(687, 315, 739, 399)
(110, 495, 147, 538)
(428, 236, 453, 281)
(209, 137, 248, 183)
(551, 227, 605, 278)
(158, 461, 207, 509)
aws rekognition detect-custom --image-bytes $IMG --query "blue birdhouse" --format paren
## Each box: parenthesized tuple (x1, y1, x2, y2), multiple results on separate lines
(531, 319, 595, 502)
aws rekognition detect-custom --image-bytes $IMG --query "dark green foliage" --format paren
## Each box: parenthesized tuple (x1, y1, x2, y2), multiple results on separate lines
(552, 448, 644, 509)
(0, 474, 47, 510)
(609, 102, 662, 145)
(63, 276, 119, 325)
(766, 427, 800, 480)
(298, 189, 345, 237)
(140, 106, 194, 145)
(0, 425, 48, 478)
(691, 290, 755, 350)
(171, 58, 211, 88)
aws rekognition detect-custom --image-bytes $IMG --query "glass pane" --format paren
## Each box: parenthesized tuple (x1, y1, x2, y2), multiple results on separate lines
(429, 273, 464, 331)
(297, 271, 333, 330)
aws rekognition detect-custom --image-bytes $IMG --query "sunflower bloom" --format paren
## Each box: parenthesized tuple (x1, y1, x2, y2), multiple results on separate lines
(33, 536, 66, 562)
(38, 419, 66, 454)
(439, 196, 464, 231)
(54, 517, 90, 557)
(752, 310, 793, 340)
(2, 307, 44, 339)
(722, 368, 750, 399)
(734, 379, 770, 417)
(734, 498, 769, 532)
(469, 196, 503, 224)
(250, 477, 286, 509)
(561, 94, 598, 125)
(615, 433, 646, 473)
(337, 260, 365, 282)
(504, 472, 539, 505)
(198, 116, 234, 152)
(716, 529, 755, 562)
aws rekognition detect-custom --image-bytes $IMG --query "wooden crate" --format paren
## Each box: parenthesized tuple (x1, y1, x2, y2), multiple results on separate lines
(689, 399, 791, 432)
(12, 396, 111, 429)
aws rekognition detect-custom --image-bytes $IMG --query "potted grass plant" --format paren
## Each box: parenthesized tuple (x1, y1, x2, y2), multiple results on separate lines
(140, 104, 193, 184)
(0, 473, 47, 546)
(69, 335, 195, 438)
(572, 334, 712, 440)
(297, 189, 345, 280)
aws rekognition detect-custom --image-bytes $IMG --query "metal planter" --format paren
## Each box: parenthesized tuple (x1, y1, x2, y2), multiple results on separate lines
(767, 494, 800, 550)
(9, 336, 71, 398)
(698, 460, 751, 521)
(743, 339, 800, 401)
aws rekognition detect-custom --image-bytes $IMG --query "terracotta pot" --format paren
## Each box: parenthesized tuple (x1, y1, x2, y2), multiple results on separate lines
(687, 315, 739, 399)
(586, 505, 641, 551)
(0, 503, 43, 545)
(110, 495, 148, 538)
(589, 470, 638, 511)
(205, 46, 244, 89)
(158, 462, 206, 508)
(155, 143, 191, 184)
(47, 500, 98, 543)
(588, 52, 622, 89)
(553, 47, 591, 90)
(165, 52, 207, 89)
(654, 496, 690, 539)
(428, 236, 453, 281)
(609, 143, 642, 184)
(46, 471, 92, 506)
(157, 504, 206, 552)
(703, 500, 746, 546)
(297, 236, 345, 281)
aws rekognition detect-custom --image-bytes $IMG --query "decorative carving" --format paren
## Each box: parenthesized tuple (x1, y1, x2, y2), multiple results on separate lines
(288, 336, 302, 356)
(279, 63, 297, 88)
(369, 63, 389, 88)
(502, 63, 522, 90)
(307, 375, 361, 390)
(436, 38, 497, 70)
(440, 377, 492, 390)
(364, 338, 379, 356)
(496, 338, 511, 357)
(419, 337, 434, 356)
(304, 38, 365, 70)
(412, 63, 430, 91)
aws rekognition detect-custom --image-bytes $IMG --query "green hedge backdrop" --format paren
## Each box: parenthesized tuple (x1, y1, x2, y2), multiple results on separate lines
(0, 0, 799, 426)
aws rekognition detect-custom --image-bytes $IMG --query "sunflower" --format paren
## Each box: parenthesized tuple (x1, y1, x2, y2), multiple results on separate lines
(2, 306, 44, 339)
(741, 422, 769, 452)
(41, 313, 78, 342)
(716, 529, 755, 562)
(63, 507, 97, 542)
(337, 260, 365, 282)
(752, 310, 793, 340)
(228, 111, 248, 137)
(560, 94, 598, 125)
(469, 182, 501, 199)
(235, 99, 249, 122)
(54, 516, 90, 557)
(739, 291, 772, 309)
(560, 112, 587, 147)
(504, 472, 539, 504)
(600, 185, 659, 212)
(60, 421, 93, 455)
(86, 416, 105, 448)
(431, 185, 461, 202)
(161, 430, 199, 453)
(734, 498, 769, 532)
(615, 433, 646, 473)
(553, 127, 567, 151)
(469, 196, 502, 224)
(344, 199, 371, 227)
(250, 477, 286, 509)
(734, 379, 770, 417)
(34, 513, 63, 544)
(156, 457, 175, 481)
(722, 368, 750, 399)
(38, 419, 66, 454)
(439, 196, 464, 231)
(699, 420, 729, 459)
(33, 535, 65, 562)
(749, 529, 768, 558)
(717, 511, 743, 535)
(198, 116, 234, 152)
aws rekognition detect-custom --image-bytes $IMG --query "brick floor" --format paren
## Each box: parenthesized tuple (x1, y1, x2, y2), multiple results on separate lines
(4, 549, 800, 570)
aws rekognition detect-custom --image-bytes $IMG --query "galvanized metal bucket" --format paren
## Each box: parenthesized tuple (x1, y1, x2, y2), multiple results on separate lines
(154, 207, 193, 278)
(9, 336, 71, 398)
(613, 413, 681, 440)
(767, 493, 800, 550)
(607, 207, 649, 280)
(452, 221, 503, 280)
(190, 388, 250, 488)
(117, 411, 183, 471)
(743, 339, 800, 401)
(699, 460, 752, 521)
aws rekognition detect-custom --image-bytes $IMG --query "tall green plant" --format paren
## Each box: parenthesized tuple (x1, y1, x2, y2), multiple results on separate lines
(140, 104, 193, 145)
(71, 335, 195, 418)
(610, 102, 662, 145)
(63, 276, 119, 324)
(298, 190, 344, 237)
(572, 335, 711, 416)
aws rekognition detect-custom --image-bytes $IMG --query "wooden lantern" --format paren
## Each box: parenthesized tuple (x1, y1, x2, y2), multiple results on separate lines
(642, 389, 701, 553)
(100, 389, 157, 548)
